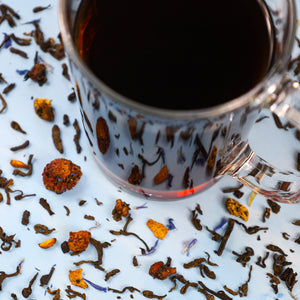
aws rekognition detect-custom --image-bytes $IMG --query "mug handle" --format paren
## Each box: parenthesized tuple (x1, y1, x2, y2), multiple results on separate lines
(219, 79, 300, 203)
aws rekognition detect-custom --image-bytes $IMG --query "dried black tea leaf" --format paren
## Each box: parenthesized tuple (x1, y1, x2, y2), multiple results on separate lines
(215, 218, 235, 256)
(10, 140, 30, 152)
(39, 198, 55, 216)
(34, 224, 55, 235)
(105, 269, 120, 281)
(40, 266, 55, 287)
(52, 125, 63, 153)
(3, 83, 15, 94)
(9, 47, 28, 58)
(73, 119, 81, 153)
(22, 272, 38, 298)
(96, 117, 110, 154)
(21, 210, 30, 226)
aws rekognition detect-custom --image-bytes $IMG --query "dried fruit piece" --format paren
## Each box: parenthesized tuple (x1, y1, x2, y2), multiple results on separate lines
(207, 145, 217, 174)
(225, 198, 249, 222)
(39, 238, 57, 249)
(68, 230, 91, 252)
(149, 261, 176, 280)
(25, 63, 47, 86)
(147, 219, 169, 240)
(112, 199, 130, 221)
(34, 98, 54, 121)
(42, 158, 82, 194)
(10, 160, 28, 168)
(128, 165, 141, 185)
(69, 268, 88, 289)
(154, 165, 169, 185)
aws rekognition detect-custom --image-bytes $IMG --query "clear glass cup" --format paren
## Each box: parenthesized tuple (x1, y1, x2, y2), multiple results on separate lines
(59, 0, 300, 202)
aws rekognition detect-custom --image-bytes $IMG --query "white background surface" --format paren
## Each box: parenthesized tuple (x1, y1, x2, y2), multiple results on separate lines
(0, 1, 300, 299)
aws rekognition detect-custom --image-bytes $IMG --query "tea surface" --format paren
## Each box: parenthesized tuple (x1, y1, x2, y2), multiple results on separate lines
(75, 0, 273, 109)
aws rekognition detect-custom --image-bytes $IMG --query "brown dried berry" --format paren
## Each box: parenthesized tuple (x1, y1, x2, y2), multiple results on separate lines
(42, 158, 82, 194)
(112, 199, 130, 221)
(68, 230, 91, 252)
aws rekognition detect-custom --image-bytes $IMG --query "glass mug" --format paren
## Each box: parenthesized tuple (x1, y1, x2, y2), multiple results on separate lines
(59, 0, 300, 202)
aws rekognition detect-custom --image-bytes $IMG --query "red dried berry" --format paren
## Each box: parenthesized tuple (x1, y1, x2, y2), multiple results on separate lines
(149, 261, 176, 280)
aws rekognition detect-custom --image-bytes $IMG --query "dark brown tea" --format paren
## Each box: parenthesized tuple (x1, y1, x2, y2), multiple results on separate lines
(74, 0, 274, 110)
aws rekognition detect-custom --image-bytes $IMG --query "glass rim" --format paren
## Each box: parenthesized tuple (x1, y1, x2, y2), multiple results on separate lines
(58, 0, 297, 120)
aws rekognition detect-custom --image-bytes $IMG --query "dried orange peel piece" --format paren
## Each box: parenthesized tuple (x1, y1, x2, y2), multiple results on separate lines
(68, 230, 91, 252)
(42, 158, 82, 194)
(34, 98, 54, 121)
(69, 268, 88, 289)
(10, 160, 28, 168)
(39, 238, 57, 249)
(154, 165, 169, 185)
(147, 219, 169, 240)
(225, 198, 249, 222)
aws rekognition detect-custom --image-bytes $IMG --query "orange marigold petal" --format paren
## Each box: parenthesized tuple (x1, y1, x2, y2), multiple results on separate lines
(39, 238, 57, 249)
(154, 165, 168, 185)
(34, 98, 54, 121)
(225, 198, 249, 222)
(147, 219, 169, 240)
(69, 268, 88, 289)
(10, 160, 28, 169)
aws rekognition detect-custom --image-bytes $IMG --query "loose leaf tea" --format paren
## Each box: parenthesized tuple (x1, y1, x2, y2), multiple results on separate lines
(0, 4, 20, 27)
(0, 258, 24, 291)
(40, 266, 55, 287)
(96, 117, 110, 154)
(34, 224, 55, 235)
(3, 83, 15, 94)
(215, 218, 235, 256)
(73, 119, 81, 153)
(10, 140, 30, 152)
(52, 124, 63, 154)
(22, 272, 38, 298)
(39, 198, 55, 215)
(10, 121, 26, 134)
(9, 47, 28, 58)
(12, 154, 33, 177)
(0, 93, 7, 113)
(0, 1, 300, 299)
(104, 269, 120, 281)
(21, 210, 30, 225)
